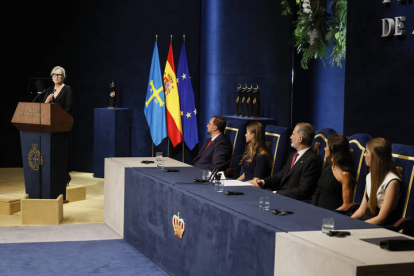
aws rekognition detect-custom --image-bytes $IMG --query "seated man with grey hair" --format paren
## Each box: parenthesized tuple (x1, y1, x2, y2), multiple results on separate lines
(253, 122, 321, 199)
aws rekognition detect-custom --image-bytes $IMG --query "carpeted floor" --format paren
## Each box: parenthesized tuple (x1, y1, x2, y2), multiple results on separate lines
(0, 239, 168, 276)
(0, 168, 168, 276)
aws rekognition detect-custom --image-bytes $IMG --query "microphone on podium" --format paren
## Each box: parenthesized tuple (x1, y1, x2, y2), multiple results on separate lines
(32, 89, 47, 102)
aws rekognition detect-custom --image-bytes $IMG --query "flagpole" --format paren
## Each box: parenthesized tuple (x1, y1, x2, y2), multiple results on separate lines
(152, 142, 154, 157)
(169, 33, 172, 159)
(181, 34, 185, 163)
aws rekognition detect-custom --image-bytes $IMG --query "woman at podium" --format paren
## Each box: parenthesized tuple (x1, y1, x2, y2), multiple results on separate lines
(43, 66, 74, 114)
(237, 122, 272, 184)
(43, 66, 74, 185)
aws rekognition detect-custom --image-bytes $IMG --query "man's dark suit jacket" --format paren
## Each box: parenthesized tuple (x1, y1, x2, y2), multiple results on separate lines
(262, 148, 321, 199)
(192, 134, 232, 171)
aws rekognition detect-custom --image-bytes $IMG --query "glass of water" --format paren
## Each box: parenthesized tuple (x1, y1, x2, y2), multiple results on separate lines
(156, 152, 163, 161)
(259, 197, 264, 210)
(202, 170, 210, 180)
(322, 218, 334, 234)
(215, 180, 224, 192)
(263, 196, 270, 210)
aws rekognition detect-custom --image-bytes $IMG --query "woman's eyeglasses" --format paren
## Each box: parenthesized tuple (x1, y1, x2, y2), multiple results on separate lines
(52, 74, 63, 78)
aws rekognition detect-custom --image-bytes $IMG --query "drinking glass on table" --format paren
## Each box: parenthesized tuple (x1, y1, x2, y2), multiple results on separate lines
(156, 152, 164, 169)
(322, 218, 334, 233)
(202, 170, 210, 180)
(156, 152, 163, 161)
(263, 196, 270, 210)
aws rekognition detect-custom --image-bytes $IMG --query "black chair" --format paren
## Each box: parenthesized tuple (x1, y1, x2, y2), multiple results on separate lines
(385, 143, 414, 236)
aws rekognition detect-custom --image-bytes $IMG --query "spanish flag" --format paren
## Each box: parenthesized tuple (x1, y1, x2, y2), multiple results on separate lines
(163, 40, 183, 147)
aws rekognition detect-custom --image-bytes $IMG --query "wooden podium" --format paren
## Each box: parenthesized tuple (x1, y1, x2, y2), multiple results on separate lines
(11, 102, 74, 199)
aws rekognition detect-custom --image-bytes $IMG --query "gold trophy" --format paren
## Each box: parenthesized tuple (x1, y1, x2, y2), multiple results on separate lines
(108, 80, 117, 109)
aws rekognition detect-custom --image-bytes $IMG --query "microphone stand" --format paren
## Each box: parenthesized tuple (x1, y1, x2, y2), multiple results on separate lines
(208, 152, 246, 182)
(188, 152, 246, 185)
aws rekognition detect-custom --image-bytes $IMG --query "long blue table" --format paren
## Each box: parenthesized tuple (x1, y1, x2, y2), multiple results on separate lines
(124, 166, 377, 276)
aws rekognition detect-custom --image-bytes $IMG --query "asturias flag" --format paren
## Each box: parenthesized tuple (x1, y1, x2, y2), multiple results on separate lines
(163, 40, 183, 147)
(144, 40, 167, 146)
(177, 40, 199, 150)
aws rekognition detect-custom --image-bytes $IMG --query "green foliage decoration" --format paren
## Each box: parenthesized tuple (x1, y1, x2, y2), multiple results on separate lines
(282, 0, 347, 69)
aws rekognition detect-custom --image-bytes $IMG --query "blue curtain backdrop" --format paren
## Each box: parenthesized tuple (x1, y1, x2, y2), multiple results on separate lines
(199, 0, 294, 144)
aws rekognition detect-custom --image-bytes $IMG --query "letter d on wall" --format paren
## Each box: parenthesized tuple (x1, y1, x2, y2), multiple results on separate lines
(382, 18, 395, 37)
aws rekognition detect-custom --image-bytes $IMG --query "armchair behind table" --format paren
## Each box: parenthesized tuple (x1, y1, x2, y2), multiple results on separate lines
(265, 125, 291, 176)
(337, 133, 372, 215)
(223, 120, 247, 178)
(312, 128, 337, 169)
(385, 143, 414, 237)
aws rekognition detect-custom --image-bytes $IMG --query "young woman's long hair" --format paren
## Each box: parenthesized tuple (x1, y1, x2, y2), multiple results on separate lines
(366, 138, 401, 213)
(327, 134, 356, 181)
(239, 122, 271, 166)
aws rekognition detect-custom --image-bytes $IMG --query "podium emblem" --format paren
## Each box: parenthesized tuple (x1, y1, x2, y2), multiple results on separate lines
(28, 143, 43, 171)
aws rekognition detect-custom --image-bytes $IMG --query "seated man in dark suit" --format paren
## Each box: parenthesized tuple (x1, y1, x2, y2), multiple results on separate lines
(254, 122, 321, 199)
(192, 116, 232, 171)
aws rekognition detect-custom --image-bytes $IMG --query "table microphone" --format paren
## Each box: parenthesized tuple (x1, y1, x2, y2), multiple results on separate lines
(207, 152, 246, 182)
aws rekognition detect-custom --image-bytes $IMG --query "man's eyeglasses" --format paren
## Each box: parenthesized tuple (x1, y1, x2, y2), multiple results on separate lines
(52, 74, 63, 78)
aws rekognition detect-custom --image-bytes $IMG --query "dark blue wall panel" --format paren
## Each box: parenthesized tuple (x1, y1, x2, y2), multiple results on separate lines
(344, 1, 414, 144)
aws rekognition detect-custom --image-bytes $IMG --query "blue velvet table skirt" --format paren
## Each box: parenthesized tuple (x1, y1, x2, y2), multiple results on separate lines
(124, 167, 377, 276)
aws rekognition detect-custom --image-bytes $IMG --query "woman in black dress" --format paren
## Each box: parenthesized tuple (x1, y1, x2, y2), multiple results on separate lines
(44, 66, 74, 114)
(43, 66, 74, 185)
(237, 122, 272, 184)
(312, 134, 355, 210)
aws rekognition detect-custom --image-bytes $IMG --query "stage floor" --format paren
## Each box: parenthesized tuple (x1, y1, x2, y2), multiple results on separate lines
(0, 168, 104, 227)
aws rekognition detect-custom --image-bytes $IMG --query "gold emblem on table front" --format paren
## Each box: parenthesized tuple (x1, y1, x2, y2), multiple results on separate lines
(172, 212, 185, 239)
(28, 143, 44, 171)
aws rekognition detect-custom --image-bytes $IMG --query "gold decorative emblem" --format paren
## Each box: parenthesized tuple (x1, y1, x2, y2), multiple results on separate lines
(110, 91, 115, 97)
(242, 97, 245, 104)
(172, 212, 185, 239)
(236, 97, 239, 104)
(247, 97, 250, 104)
(28, 143, 43, 171)
(253, 98, 257, 105)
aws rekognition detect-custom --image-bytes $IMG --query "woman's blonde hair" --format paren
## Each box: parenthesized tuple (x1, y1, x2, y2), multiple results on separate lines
(366, 138, 400, 213)
(239, 122, 271, 167)
(50, 66, 66, 78)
